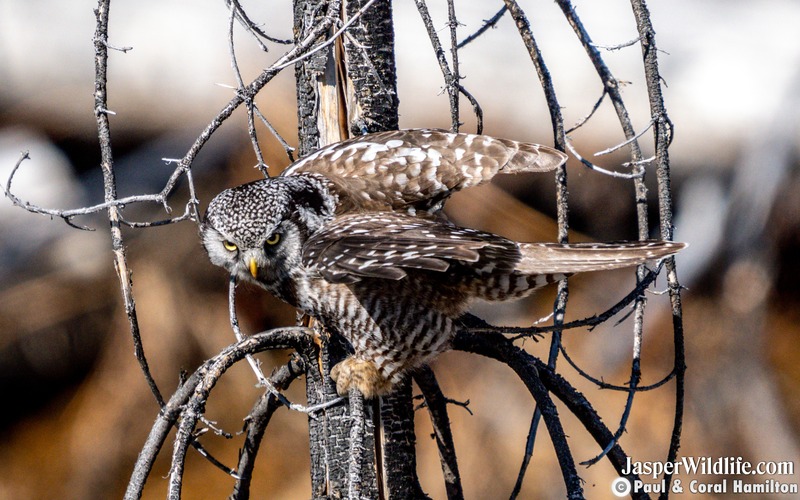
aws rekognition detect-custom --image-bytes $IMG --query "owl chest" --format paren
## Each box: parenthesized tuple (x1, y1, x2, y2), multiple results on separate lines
(293, 273, 453, 348)
(292, 275, 378, 336)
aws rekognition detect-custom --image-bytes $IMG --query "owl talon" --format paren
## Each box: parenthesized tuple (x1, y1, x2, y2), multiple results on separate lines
(330, 357, 392, 399)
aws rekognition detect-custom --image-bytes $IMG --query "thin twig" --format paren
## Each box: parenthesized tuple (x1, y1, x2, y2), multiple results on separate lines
(456, 6, 507, 49)
(414, 0, 460, 132)
(464, 263, 663, 336)
(594, 118, 655, 156)
(630, 1, 686, 497)
(414, 368, 464, 500)
(500, 3, 570, 494)
(252, 105, 296, 162)
(558, 342, 676, 392)
(94, 36, 133, 52)
(565, 136, 643, 179)
(190, 438, 239, 478)
(456, 83, 484, 134)
(226, 0, 292, 48)
(591, 36, 642, 51)
(233, 357, 306, 497)
(93, 0, 165, 410)
(581, 385, 637, 467)
(227, 1, 267, 174)
(565, 89, 607, 134)
(228, 276, 343, 415)
(454, 331, 583, 498)
(454, 332, 650, 500)
(446, 0, 461, 131)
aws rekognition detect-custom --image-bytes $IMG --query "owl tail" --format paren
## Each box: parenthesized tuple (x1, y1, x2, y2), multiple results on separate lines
(496, 139, 568, 174)
(515, 240, 686, 275)
(476, 240, 685, 302)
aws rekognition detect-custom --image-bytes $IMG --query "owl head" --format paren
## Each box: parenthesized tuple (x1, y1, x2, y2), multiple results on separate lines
(201, 175, 335, 304)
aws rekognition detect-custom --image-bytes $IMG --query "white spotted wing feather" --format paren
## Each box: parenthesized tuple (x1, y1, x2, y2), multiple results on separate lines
(302, 212, 685, 291)
(283, 129, 567, 214)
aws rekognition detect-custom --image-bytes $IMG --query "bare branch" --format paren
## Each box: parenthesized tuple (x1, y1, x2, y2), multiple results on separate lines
(453, 332, 583, 498)
(252, 105, 296, 162)
(227, 1, 267, 174)
(456, 83, 484, 134)
(164, 328, 317, 499)
(190, 437, 239, 478)
(414, 368, 464, 500)
(454, 331, 653, 500)
(456, 6, 507, 49)
(558, 342, 676, 392)
(565, 136, 644, 179)
(581, 385, 637, 467)
(499, 4, 571, 492)
(630, 1, 686, 496)
(228, 276, 343, 415)
(3, 151, 191, 228)
(233, 356, 306, 497)
(463, 263, 664, 338)
(591, 35, 642, 51)
(446, 0, 461, 131)
(594, 118, 655, 156)
(414, 0, 460, 132)
(225, 0, 292, 48)
(273, 0, 379, 72)
(93, 0, 165, 410)
(566, 89, 607, 134)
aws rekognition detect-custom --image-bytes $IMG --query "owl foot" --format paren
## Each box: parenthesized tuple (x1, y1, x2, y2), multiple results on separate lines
(330, 357, 392, 399)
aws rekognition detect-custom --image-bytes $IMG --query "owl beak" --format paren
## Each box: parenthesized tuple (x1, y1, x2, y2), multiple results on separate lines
(249, 258, 258, 278)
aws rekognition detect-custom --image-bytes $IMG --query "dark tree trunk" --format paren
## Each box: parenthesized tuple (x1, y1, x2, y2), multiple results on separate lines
(293, 1, 418, 498)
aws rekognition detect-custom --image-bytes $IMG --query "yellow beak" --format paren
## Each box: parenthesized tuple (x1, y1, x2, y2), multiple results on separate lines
(249, 258, 258, 279)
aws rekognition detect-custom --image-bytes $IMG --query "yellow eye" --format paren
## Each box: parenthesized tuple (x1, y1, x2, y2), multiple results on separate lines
(265, 233, 281, 246)
(222, 240, 238, 252)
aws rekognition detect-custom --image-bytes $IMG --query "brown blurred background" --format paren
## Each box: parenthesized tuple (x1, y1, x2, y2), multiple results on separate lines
(1, 1, 799, 498)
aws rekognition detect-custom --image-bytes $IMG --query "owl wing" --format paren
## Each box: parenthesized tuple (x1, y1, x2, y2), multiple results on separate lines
(302, 213, 686, 284)
(301, 212, 521, 283)
(282, 129, 567, 214)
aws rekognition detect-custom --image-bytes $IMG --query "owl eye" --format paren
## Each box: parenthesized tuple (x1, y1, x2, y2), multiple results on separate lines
(222, 240, 238, 252)
(265, 233, 281, 246)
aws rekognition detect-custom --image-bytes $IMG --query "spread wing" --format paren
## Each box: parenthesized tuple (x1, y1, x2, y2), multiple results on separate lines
(301, 212, 521, 284)
(282, 129, 567, 214)
(302, 212, 686, 285)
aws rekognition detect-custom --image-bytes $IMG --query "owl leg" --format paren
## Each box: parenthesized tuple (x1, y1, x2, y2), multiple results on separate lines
(330, 357, 393, 399)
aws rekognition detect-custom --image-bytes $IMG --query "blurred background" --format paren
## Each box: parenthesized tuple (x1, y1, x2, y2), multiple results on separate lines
(1, 0, 799, 498)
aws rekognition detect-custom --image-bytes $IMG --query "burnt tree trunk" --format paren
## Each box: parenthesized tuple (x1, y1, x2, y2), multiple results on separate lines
(293, 1, 423, 498)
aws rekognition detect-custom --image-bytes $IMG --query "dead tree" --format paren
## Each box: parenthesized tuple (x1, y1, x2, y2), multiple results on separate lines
(4, 0, 685, 498)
